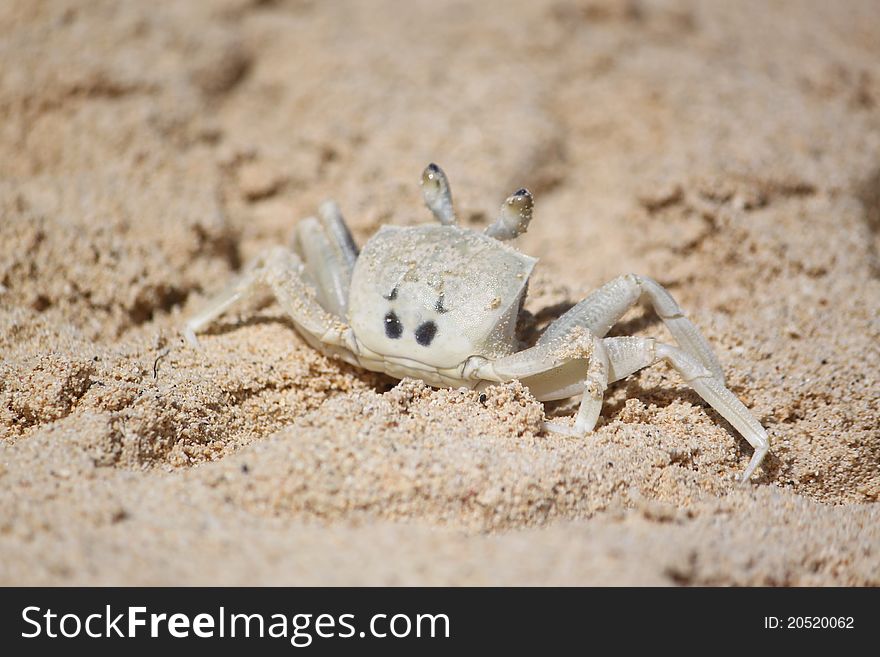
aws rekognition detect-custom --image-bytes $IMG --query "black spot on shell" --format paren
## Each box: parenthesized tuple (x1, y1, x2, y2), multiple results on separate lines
(384, 311, 403, 339)
(415, 321, 437, 346)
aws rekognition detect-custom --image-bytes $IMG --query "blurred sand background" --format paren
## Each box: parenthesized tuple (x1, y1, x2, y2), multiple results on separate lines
(1, 0, 878, 585)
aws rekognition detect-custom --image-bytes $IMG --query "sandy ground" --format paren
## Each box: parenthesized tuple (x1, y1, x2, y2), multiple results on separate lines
(1, 0, 878, 585)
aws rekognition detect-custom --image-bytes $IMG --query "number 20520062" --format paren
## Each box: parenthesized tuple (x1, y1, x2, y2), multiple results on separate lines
(764, 617, 854, 629)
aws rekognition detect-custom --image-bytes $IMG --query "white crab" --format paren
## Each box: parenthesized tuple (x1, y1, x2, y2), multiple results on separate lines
(186, 164, 769, 481)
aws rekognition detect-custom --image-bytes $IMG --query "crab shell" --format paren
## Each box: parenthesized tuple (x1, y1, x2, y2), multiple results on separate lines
(347, 224, 537, 373)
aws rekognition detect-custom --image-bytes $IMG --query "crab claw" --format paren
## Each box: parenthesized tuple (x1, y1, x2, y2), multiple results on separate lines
(486, 188, 533, 241)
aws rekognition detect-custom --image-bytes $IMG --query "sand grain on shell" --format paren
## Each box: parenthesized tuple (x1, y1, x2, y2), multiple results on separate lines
(1, 0, 878, 585)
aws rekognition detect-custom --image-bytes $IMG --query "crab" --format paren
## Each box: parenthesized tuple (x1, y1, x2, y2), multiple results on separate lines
(185, 163, 769, 481)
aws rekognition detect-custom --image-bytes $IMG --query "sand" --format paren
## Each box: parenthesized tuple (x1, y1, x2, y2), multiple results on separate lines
(1, 0, 878, 585)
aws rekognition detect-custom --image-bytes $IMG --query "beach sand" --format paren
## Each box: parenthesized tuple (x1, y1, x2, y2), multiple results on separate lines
(1, 0, 878, 585)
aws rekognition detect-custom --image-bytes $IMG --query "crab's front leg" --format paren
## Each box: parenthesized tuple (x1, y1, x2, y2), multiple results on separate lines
(184, 246, 359, 365)
(474, 330, 610, 435)
(475, 330, 769, 482)
(549, 339, 608, 436)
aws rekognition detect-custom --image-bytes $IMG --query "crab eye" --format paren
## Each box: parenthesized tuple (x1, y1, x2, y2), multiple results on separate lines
(384, 311, 403, 339)
(414, 321, 437, 346)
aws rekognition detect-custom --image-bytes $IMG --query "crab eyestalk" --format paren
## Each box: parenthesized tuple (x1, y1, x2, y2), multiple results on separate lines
(485, 188, 533, 241)
(420, 163, 456, 225)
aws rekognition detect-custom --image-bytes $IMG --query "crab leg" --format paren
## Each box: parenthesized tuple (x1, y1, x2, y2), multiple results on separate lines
(474, 331, 609, 433)
(538, 273, 725, 382)
(183, 257, 264, 347)
(184, 247, 357, 363)
(475, 331, 768, 481)
(602, 336, 769, 482)
(546, 337, 609, 435)
(292, 199, 359, 318)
